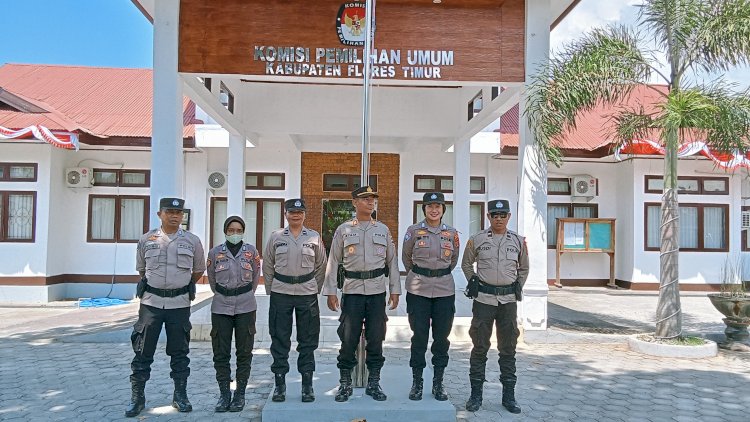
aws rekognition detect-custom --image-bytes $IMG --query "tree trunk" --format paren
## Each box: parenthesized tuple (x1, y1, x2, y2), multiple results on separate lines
(655, 127, 682, 338)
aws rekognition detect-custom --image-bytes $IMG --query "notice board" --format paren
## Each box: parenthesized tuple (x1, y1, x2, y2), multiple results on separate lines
(555, 218, 616, 287)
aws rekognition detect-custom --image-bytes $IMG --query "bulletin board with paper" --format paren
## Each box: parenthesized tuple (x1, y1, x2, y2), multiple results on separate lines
(555, 218, 616, 287)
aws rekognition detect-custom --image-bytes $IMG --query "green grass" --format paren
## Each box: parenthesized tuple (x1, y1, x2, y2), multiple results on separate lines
(637, 334, 708, 346)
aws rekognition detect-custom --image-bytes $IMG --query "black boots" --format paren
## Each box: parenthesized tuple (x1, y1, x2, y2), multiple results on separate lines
(215, 380, 231, 412)
(124, 381, 145, 417)
(272, 373, 286, 402)
(502, 382, 522, 414)
(432, 366, 448, 401)
(171, 378, 192, 413)
(364, 368, 387, 401)
(334, 369, 353, 402)
(465, 378, 483, 412)
(301, 371, 315, 403)
(229, 379, 247, 412)
(408, 367, 423, 401)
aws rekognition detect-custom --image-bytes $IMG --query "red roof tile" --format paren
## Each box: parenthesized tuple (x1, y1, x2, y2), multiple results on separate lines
(0, 64, 197, 140)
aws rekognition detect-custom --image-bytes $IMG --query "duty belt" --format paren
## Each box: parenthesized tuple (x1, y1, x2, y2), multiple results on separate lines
(344, 267, 387, 280)
(274, 271, 315, 284)
(215, 283, 253, 296)
(411, 264, 452, 278)
(144, 284, 190, 298)
(477, 281, 517, 296)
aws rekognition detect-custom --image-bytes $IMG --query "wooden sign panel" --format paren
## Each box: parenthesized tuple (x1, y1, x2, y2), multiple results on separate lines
(178, 0, 525, 83)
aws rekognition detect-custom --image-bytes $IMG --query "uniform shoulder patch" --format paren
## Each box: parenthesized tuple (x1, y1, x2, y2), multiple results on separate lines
(453, 231, 460, 248)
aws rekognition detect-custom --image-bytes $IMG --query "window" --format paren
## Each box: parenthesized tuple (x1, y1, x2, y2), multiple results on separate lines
(0, 163, 37, 182)
(92, 169, 150, 187)
(245, 172, 285, 190)
(413, 175, 486, 194)
(547, 203, 599, 248)
(743, 206, 750, 252)
(644, 176, 728, 195)
(210, 198, 284, 254)
(220, 82, 234, 113)
(645, 202, 728, 251)
(413, 201, 485, 234)
(87, 195, 149, 242)
(323, 174, 377, 192)
(548, 178, 571, 195)
(0, 191, 36, 242)
(468, 91, 482, 120)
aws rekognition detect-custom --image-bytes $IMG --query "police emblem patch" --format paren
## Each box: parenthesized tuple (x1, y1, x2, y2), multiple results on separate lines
(173, 199, 180, 206)
(348, 245, 356, 254)
(336, 2, 367, 46)
(431, 194, 437, 199)
(295, 200, 302, 207)
(496, 201, 502, 209)
(444, 249, 451, 257)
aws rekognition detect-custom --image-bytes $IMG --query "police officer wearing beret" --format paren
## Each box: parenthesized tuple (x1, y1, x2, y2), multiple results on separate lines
(206, 215, 261, 412)
(126, 198, 206, 417)
(402, 192, 459, 401)
(461, 199, 528, 414)
(263, 199, 327, 403)
(323, 185, 401, 402)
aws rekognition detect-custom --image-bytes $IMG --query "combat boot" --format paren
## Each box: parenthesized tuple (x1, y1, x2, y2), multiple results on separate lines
(364, 368, 387, 401)
(229, 378, 247, 412)
(214, 380, 231, 412)
(272, 373, 286, 402)
(124, 381, 145, 417)
(334, 369, 353, 402)
(501, 382, 521, 414)
(301, 371, 315, 402)
(465, 378, 483, 412)
(171, 378, 192, 413)
(431, 366, 448, 401)
(408, 367, 423, 401)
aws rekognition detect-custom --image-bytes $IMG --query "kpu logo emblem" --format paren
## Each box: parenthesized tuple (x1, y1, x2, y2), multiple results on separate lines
(336, 2, 367, 46)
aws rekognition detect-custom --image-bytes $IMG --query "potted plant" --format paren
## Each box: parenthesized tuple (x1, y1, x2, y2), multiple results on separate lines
(708, 255, 750, 351)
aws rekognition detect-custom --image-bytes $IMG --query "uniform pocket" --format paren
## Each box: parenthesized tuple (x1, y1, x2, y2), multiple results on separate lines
(144, 248, 161, 270)
(413, 236, 431, 259)
(241, 261, 254, 282)
(506, 251, 519, 261)
(301, 246, 316, 268)
(177, 248, 194, 269)
(372, 235, 387, 258)
(343, 236, 360, 258)
(131, 322, 147, 353)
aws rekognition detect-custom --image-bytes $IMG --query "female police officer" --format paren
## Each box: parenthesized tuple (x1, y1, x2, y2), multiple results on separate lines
(401, 192, 459, 401)
(206, 216, 260, 412)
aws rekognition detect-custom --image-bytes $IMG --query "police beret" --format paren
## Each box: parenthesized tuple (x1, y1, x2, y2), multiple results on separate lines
(488, 199, 510, 214)
(422, 192, 445, 204)
(352, 185, 379, 198)
(159, 197, 185, 210)
(284, 198, 306, 212)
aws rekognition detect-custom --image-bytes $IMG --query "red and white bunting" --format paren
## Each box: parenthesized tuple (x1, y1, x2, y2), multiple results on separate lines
(0, 125, 79, 150)
(615, 139, 750, 170)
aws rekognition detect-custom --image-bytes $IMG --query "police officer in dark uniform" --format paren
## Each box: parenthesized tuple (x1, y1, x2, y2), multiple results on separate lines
(263, 198, 327, 403)
(461, 199, 528, 414)
(126, 198, 206, 417)
(402, 192, 459, 401)
(206, 216, 260, 412)
(322, 185, 401, 402)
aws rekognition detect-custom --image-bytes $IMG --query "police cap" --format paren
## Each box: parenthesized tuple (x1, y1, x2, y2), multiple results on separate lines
(487, 199, 511, 214)
(284, 198, 306, 212)
(352, 185, 379, 198)
(422, 192, 445, 205)
(159, 197, 185, 211)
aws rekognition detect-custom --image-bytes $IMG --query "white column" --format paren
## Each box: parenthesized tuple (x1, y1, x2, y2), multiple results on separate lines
(149, 0, 183, 227)
(517, 0, 551, 330)
(227, 134, 246, 218)
(453, 137, 471, 289)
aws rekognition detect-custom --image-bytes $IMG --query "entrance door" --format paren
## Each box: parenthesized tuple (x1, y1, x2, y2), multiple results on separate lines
(321, 199, 356, 254)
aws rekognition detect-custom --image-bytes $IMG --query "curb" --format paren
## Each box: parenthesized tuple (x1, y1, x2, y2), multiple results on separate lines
(627, 335, 718, 358)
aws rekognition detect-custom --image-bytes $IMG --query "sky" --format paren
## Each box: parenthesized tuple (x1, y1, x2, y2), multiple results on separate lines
(0, 0, 747, 88)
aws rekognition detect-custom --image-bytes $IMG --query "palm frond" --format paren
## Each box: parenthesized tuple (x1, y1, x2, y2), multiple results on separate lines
(608, 106, 658, 150)
(639, 0, 706, 74)
(691, 0, 750, 72)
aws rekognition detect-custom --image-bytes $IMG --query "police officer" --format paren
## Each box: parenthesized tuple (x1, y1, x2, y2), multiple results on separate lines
(323, 185, 401, 402)
(402, 192, 459, 401)
(206, 216, 260, 412)
(126, 198, 206, 417)
(263, 198, 327, 403)
(461, 199, 528, 414)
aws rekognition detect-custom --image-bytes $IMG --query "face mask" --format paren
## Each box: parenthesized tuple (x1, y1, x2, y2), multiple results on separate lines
(225, 234, 243, 245)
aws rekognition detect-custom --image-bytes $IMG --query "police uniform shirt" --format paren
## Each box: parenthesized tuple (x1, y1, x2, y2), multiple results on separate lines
(461, 229, 529, 306)
(322, 219, 401, 296)
(262, 226, 327, 295)
(136, 228, 206, 309)
(206, 242, 261, 315)
(402, 220, 460, 298)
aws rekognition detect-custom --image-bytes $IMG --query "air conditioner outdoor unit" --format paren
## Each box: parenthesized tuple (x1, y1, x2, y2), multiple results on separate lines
(742, 210, 750, 230)
(65, 167, 93, 188)
(208, 171, 228, 190)
(572, 175, 597, 197)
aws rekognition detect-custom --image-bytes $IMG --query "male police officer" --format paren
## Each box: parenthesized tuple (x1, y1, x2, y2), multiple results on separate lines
(323, 185, 401, 402)
(263, 198, 327, 403)
(401, 192, 459, 401)
(461, 199, 528, 414)
(126, 198, 206, 417)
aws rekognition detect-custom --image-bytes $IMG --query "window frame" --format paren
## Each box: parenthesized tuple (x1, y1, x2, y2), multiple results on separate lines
(412, 200, 486, 230)
(547, 203, 599, 249)
(743, 205, 750, 252)
(413, 175, 486, 194)
(209, 197, 284, 255)
(644, 175, 729, 195)
(548, 177, 572, 195)
(0, 191, 37, 242)
(92, 169, 150, 187)
(245, 172, 286, 190)
(86, 194, 150, 243)
(0, 163, 38, 182)
(323, 174, 378, 192)
(644, 202, 729, 252)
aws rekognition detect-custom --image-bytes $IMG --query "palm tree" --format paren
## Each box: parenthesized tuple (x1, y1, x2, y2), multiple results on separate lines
(526, 0, 750, 338)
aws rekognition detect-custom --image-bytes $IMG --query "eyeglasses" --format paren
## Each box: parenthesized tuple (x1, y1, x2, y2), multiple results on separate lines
(490, 212, 509, 219)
